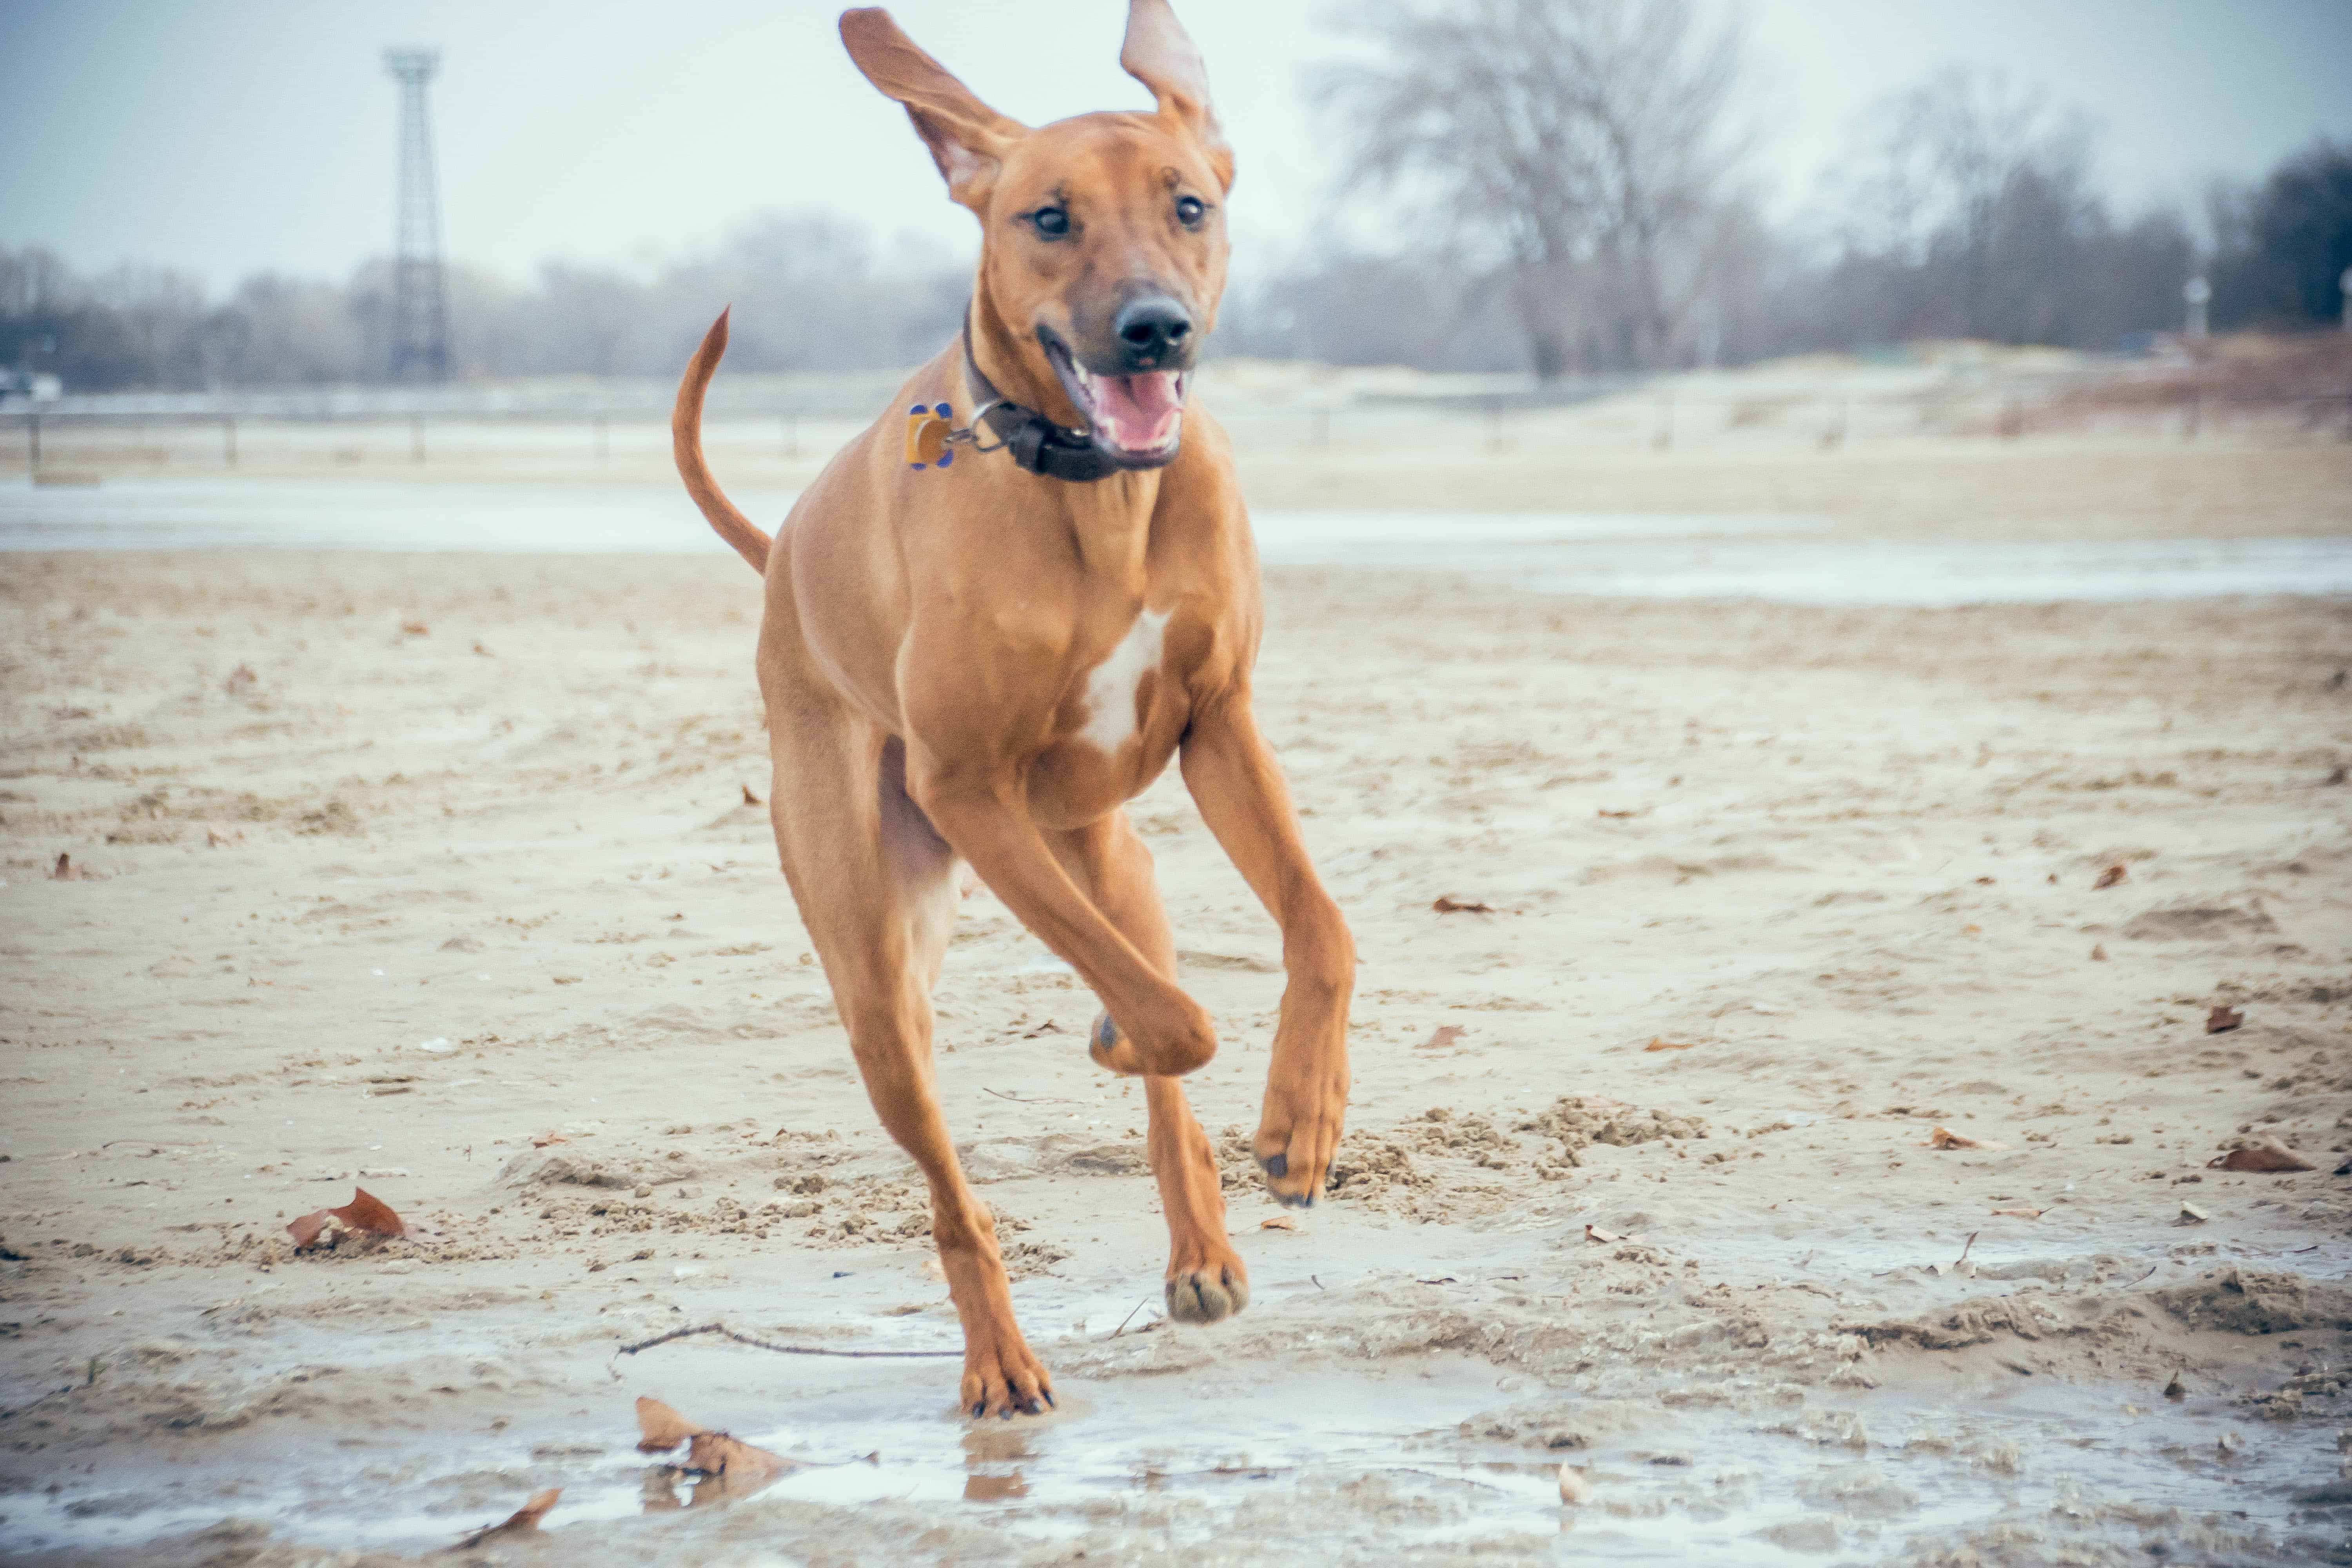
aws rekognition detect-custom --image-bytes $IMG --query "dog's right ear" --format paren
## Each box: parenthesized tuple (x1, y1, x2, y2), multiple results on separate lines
(840, 8, 1027, 211)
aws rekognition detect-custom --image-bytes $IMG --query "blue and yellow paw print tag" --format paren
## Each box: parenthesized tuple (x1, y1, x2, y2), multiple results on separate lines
(905, 403, 953, 469)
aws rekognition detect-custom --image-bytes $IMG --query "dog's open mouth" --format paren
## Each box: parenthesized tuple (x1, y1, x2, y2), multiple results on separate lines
(1040, 330, 1186, 465)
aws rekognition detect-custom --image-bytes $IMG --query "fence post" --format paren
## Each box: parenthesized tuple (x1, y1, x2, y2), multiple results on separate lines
(223, 415, 238, 468)
(410, 415, 425, 464)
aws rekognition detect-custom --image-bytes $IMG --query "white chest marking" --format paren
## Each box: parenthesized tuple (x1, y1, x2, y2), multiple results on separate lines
(1078, 609, 1169, 754)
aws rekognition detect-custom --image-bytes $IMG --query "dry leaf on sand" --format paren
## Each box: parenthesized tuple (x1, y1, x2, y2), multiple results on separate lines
(286, 1186, 434, 1249)
(1928, 1127, 2009, 1151)
(740, 783, 763, 807)
(2207, 1141, 2314, 1173)
(1431, 895, 1495, 914)
(2204, 1005, 2244, 1034)
(2092, 864, 2128, 889)
(531, 1131, 569, 1148)
(450, 1486, 560, 1550)
(401, 619, 429, 636)
(1643, 1038, 1695, 1053)
(1421, 1025, 1466, 1049)
(1990, 1207, 2043, 1219)
(1260, 1214, 1298, 1231)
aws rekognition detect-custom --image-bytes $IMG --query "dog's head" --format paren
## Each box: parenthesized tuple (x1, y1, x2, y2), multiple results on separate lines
(841, 2, 1231, 469)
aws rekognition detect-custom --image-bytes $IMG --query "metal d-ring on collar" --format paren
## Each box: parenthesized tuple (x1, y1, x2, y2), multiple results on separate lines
(946, 313, 1124, 483)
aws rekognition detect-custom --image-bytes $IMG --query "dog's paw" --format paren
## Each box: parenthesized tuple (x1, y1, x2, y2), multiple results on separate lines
(959, 1330, 1054, 1420)
(1253, 1060, 1348, 1209)
(1164, 1258, 1250, 1324)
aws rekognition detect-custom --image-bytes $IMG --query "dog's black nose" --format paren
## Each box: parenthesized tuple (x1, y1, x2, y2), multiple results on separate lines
(1113, 296, 1192, 368)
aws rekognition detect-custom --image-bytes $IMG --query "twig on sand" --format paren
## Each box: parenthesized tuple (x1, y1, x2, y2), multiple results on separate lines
(981, 1087, 1076, 1105)
(617, 1321, 960, 1361)
(1109, 1297, 1153, 1337)
(1955, 1230, 1979, 1268)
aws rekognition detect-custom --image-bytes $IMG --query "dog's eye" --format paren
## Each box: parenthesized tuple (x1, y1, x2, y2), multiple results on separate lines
(1030, 206, 1071, 239)
(1175, 195, 1207, 228)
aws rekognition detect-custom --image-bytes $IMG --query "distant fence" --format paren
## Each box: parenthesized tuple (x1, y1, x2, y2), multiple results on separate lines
(2, 386, 2346, 475)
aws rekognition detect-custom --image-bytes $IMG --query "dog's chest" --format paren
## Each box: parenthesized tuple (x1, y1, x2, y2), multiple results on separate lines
(1075, 608, 1171, 754)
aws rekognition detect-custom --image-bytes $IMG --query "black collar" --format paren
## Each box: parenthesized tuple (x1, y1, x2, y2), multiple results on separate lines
(959, 316, 1125, 484)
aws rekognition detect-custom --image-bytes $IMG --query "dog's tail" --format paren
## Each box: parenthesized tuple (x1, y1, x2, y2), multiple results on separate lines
(673, 308, 772, 574)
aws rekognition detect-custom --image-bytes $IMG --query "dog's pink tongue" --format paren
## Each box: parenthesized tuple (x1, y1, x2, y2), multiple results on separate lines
(1092, 372, 1183, 451)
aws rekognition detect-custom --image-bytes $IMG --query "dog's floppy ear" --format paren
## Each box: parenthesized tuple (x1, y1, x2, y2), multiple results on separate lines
(1120, 0, 1232, 191)
(840, 8, 1027, 210)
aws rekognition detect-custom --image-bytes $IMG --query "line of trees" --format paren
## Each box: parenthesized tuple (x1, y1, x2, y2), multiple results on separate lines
(5, 0, 2348, 391)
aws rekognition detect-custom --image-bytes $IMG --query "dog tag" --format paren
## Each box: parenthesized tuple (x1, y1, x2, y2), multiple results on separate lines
(905, 402, 954, 469)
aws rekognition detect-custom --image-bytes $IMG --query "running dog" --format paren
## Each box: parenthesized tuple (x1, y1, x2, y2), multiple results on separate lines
(670, 1, 1353, 1419)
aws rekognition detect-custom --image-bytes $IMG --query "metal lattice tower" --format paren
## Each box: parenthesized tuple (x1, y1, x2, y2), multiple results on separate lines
(384, 48, 450, 383)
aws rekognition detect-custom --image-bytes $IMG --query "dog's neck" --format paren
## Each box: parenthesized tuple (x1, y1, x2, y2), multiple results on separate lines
(965, 287, 1165, 581)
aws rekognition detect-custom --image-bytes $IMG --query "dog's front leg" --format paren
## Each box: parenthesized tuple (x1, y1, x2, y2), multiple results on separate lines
(1179, 686, 1355, 1207)
(908, 751, 1220, 1078)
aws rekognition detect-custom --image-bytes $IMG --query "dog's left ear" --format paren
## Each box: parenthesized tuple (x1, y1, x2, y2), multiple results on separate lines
(1120, 0, 1233, 191)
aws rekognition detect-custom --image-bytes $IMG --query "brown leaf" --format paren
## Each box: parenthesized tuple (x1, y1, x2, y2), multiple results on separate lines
(740, 784, 763, 807)
(2207, 1141, 2314, 1173)
(1643, 1037, 1695, 1053)
(1431, 895, 1494, 914)
(1990, 1207, 2043, 1219)
(2089, 944, 2108, 961)
(1421, 1024, 1466, 1048)
(635, 1395, 704, 1452)
(634, 1396, 791, 1489)
(1259, 1214, 1297, 1231)
(401, 619, 429, 636)
(2204, 1005, 2243, 1034)
(2091, 863, 2127, 889)
(451, 1486, 560, 1550)
(1595, 807, 1645, 819)
(285, 1186, 428, 1249)
(1928, 1127, 2009, 1151)
(532, 1132, 569, 1148)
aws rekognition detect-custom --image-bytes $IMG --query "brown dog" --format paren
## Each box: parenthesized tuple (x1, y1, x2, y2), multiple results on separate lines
(670, 2, 1353, 1419)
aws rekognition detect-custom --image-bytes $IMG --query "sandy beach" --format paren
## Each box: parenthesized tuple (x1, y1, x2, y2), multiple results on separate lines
(3, 440, 2350, 1564)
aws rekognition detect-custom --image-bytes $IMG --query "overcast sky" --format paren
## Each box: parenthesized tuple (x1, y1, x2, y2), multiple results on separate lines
(5, 0, 2348, 292)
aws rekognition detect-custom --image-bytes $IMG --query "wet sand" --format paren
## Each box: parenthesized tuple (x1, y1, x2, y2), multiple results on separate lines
(2, 450, 2350, 1563)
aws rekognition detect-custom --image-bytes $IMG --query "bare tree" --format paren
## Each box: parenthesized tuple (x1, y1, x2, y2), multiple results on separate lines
(1826, 66, 2099, 343)
(1317, 0, 1748, 376)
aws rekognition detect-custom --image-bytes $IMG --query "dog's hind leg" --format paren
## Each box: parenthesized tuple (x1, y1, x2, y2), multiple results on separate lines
(1047, 812, 1248, 1325)
(764, 692, 1049, 1417)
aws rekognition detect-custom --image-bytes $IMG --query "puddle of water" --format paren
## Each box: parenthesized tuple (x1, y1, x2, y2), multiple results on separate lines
(3, 1342, 2339, 1561)
(8, 478, 2340, 604)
